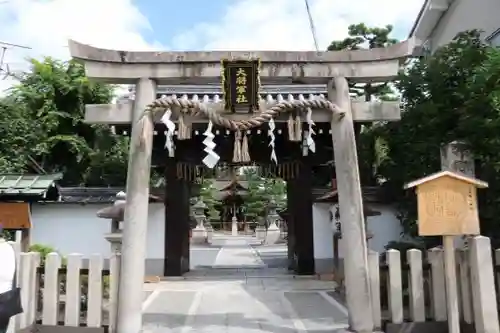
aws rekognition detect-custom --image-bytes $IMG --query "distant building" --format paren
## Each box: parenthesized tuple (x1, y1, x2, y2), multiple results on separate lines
(409, 0, 500, 54)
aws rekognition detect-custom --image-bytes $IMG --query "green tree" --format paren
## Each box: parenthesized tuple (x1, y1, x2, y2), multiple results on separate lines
(328, 23, 400, 185)
(0, 57, 130, 186)
(376, 30, 500, 245)
(241, 167, 265, 222)
(240, 167, 287, 222)
(0, 95, 43, 173)
(198, 178, 219, 221)
(262, 178, 286, 211)
(327, 23, 398, 100)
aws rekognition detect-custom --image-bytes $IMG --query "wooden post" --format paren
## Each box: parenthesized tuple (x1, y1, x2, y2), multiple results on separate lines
(286, 180, 296, 271)
(329, 76, 374, 332)
(116, 78, 156, 333)
(290, 158, 315, 275)
(164, 150, 191, 276)
(405, 171, 488, 333)
(443, 236, 460, 333)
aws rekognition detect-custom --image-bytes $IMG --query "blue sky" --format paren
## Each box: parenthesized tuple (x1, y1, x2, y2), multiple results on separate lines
(0, 0, 424, 92)
(128, 0, 424, 51)
(135, 0, 232, 47)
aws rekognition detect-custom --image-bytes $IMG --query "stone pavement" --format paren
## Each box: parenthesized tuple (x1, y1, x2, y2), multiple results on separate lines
(142, 235, 349, 333)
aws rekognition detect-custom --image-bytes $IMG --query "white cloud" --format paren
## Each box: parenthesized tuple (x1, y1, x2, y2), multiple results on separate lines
(0, 0, 425, 95)
(0, 0, 161, 94)
(171, 0, 424, 51)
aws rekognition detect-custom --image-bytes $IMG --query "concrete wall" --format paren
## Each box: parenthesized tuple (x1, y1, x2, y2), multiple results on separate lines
(30, 203, 165, 275)
(429, 0, 500, 52)
(312, 203, 403, 274)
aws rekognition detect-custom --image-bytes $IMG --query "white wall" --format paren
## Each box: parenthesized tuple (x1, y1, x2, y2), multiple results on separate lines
(430, 0, 500, 52)
(312, 203, 334, 260)
(365, 205, 403, 253)
(30, 203, 165, 259)
(312, 203, 403, 263)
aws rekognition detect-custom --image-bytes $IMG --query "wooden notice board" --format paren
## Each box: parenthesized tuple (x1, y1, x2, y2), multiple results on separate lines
(0, 202, 32, 229)
(416, 176, 480, 236)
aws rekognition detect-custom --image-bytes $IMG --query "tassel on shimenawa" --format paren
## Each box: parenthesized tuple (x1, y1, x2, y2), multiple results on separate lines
(177, 114, 191, 140)
(241, 133, 250, 162)
(287, 113, 295, 141)
(294, 115, 302, 141)
(232, 131, 242, 163)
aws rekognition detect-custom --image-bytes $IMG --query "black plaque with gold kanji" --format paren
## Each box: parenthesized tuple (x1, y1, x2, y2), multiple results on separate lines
(221, 59, 260, 113)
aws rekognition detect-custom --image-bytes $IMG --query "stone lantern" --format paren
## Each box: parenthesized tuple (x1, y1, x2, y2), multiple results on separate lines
(264, 198, 281, 245)
(191, 199, 208, 244)
(97, 191, 126, 254)
(267, 198, 279, 230)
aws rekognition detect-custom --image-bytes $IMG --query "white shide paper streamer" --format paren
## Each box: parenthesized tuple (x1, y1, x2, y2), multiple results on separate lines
(268, 118, 277, 164)
(202, 120, 220, 168)
(306, 107, 316, 153)
(161, 108, 175, 157)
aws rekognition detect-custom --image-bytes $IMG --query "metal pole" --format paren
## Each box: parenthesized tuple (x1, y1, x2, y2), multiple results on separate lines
(303, 0, 319, 51)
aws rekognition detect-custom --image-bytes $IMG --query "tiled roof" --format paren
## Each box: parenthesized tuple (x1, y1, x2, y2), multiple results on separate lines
(0, 174, 62, 199)
(58, 187, 123, 204)
(57, 187, 163, 204)
(117, 84, 329, 103)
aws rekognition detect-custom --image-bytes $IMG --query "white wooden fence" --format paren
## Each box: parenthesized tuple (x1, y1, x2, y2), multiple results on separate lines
(7, 242, 121, 333)
(6, 236, 500, 332)
(369, 235, 500, 332)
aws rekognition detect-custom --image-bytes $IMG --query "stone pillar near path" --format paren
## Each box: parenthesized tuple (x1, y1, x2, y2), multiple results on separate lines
(440, 141, 475, 248)
(469, 236, 500, 333)
(231, 216, 238, 236)
(265, 198, 281, 245)
(329, 76, 374, 332)
(116, 78, 157, 333)
(191, 199, 207, 244)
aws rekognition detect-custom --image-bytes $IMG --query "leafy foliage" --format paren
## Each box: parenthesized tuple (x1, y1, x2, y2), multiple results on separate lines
(198, 178, 219, 221)
(240, 167, 286, 223)
(0, 58, 130, 186)
(376, 30, 500, 245)
(328, 23, 400, 185)
(328, 23, 398, 100)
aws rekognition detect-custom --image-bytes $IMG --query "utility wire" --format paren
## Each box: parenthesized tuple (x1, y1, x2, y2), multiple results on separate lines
(304, 0, 319, 52)
(0, 42, 31, 80)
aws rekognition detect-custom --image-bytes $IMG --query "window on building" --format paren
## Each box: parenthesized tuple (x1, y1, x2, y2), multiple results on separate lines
(487, 29, 500, 47)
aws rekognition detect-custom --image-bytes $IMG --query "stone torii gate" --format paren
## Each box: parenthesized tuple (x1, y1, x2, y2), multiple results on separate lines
(69, 40, 417, 333)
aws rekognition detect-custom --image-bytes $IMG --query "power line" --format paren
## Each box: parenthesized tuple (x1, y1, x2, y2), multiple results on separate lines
(0, 41, 31, 49)
(304, 0, 319, 52)
(0, 42, 31, 80)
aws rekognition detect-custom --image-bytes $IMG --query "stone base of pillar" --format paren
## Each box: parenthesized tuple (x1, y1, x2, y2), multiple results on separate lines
(265, 225, 281, 245)
(206, 227, 213, 243)
(191, 228, 207, 244)
(255, 226, 266, 243)
(231, 222, 238, 236)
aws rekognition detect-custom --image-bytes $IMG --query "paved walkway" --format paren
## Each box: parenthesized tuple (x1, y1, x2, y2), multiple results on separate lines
(141, 236, 349, 333)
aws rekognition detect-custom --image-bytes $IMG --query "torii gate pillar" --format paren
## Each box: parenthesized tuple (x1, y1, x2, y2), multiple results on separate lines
(330, 76, 374, 332)
(116, 78, 156, 333)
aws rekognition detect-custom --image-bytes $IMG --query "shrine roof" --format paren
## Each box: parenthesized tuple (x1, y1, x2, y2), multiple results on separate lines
(213, 189, 248, 201)
(117, 84, 330, 103)
(312, 186, 389, 204)
(0, 173, 62, 201)
(213, 180, 249, 191)
(158, 84, 327, 95)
